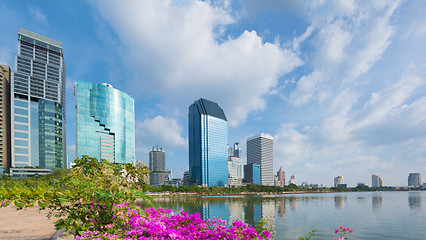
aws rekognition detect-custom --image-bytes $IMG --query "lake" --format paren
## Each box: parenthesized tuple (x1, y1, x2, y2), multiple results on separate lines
(146, 191, 425, 240)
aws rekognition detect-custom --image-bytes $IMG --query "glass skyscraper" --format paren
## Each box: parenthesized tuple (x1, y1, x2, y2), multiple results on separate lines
(75, 81, 135, 164)
(11, 29, 66, 170)
(188, 98, 228, 187)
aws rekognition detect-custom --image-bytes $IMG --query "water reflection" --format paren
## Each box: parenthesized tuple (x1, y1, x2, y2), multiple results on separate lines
(372, 193, 383, 209)
(334, 194, 345, 209)
(289, 196, 298, 211)
(408, 192, 422, 210)
(277, 197, 286, 219)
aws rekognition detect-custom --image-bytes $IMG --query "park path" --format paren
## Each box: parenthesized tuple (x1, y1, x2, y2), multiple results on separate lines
(0, 205, 56, 240)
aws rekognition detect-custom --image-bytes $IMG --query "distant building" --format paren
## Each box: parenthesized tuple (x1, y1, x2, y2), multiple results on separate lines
(165, 178, 183, 188)
(75, 81, 135, 164)
(277, 167, 285, 187)
(334, 176, 344, 187)
(10, 167, 51, 178)
(289, 175, 296, 185)
(183, 171, 190, 186)
(188, 98, 228, 187)
(337, 184, 347, 188)
(244, 163, 261, 185)
(408, 173, 422, 187)
(135, 161, 148, 168)
(0, 65, 11, 173)
(228, 142, 242, 158)
(228, 156, 243, 186)
(167, 169, 173, 181)
(247, 133, 274, 186)
(149, 147, 167, 187)
(372, 174, 383, 187)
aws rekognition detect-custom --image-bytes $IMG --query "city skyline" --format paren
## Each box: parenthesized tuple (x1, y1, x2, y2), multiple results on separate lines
(0, 1, 425, 186)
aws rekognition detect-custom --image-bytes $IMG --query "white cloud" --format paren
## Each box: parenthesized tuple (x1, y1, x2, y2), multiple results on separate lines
(288, 70, 324, 107)
(92, 0, 302, 126)
(27, 4, 48, 25)
(136, 115, 186, 150)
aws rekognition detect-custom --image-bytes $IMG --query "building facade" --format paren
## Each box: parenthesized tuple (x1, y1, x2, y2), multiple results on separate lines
(75, 81, 135, 164)
(289, 175, 296, 185)
(244, 163, 260, 185)
(188, 98, 228, 187)
(149, 146, 167, 187)
(372, 174, 383, 187)
(11, 29, 66, 170)
(408, 173, 422, 187)
(0, 65, 11, 173)
(247, 133, 274, 186)
(228, 142, 242, 158)
(277, 166, 285, 187)
(334, 176, 344, 187)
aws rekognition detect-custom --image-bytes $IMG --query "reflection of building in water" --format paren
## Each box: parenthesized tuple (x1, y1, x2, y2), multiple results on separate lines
(277, 197, 286, 219)
(408, 192, 422, 209)
(372, 193, 383, 209)
(262, 200, 276, 239)
(334, 194, 345, 209)
(228, 200, 245, 224)
(244, 198, 262, 227)
(289, 196, 297, 211)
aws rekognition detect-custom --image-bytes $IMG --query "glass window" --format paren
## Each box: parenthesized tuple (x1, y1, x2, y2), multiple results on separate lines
(15, 139, 28, 146)
(15, 131, 29, 139)
(14, 108, 29, 116)
(15, 115, 28, 123)
(15, 155, 29, 162)
(15, 147, 29, 154)
(14, 99, 28, 108)
(15, 123, 29, 131)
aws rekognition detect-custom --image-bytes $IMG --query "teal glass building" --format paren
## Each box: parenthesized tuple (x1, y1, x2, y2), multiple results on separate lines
(11, 29, 66, 170)
(75, 81, 135, 164)
(188, 98, 228, 187)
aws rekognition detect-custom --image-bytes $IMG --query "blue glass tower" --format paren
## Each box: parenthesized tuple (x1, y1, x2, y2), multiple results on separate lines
(75, 81, 135, 164)
(188, 98, 228, 187)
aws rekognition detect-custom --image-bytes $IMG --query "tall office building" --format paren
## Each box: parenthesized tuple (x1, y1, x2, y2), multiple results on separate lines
(11, 29, 66, 170)
(188, 98, 228, 187)
(334, 176, 344, 187)
(149, 146, 167, 187)
(0, 65, 11, 173)
(75, 81, 135, 164)
(228, 156, 244, 186)
(408, 173, 422, 187)
(244, 163, 260, 185)
(372, 174, 383, 187)
(289, 175, 296, 185)
(228, 142, 242, 158)
(277, 166, 285, 187)
(247, 133, 274, 186)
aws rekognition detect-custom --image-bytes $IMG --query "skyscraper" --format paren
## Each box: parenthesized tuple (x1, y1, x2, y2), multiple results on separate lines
(408, 173, 422, 187)
(247, 133, 274, 186)
(228, 142, 242, 158)
(75, 81, 135, 164)
(334, 176, 344, 187)
(11, 29, 66, 170)
(277, 166, 285, 187)
(372, 174, 383, 187)
(0, 65, 11, 173)
(188, 98, 228, 187)
(289, 175, 296, 185)
(244, 163, 261, 185)
(149, 146, 167, 187)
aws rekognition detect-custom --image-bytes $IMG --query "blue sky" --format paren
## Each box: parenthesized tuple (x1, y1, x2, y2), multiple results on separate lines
(1, 0, 426, 187)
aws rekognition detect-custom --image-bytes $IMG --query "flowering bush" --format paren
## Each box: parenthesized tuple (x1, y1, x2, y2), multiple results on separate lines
(76, 203, 271, 240)
(334, 226, 353, 240)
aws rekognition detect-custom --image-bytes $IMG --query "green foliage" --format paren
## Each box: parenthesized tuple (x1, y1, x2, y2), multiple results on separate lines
(297, 229, 318, 240)
(0, 155, 151, 235)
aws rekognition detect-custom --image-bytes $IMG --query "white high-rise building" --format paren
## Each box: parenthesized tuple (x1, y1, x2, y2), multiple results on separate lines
(247, 133, 274, 186)
(372, 174, 383, 187)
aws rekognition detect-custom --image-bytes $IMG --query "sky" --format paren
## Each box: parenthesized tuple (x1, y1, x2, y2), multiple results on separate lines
(1, 0, 426, 187)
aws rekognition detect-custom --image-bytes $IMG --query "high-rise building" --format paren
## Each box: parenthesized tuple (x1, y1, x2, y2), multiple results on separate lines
(244, 163, 260, 185)
(149, 146, 167, 187)
(334, 176, 344, 187)
(228, 142, 242, 158)
(408, 173, 422, 187)
(277, 166, 285, 187)
(289, 175, 296, 185)
(188, 98, 228, 187)
(372, 174, 383, 187)
(228, 156, 243, 186)
(11, 29, 66, 170)
(0, 65, 11, 173)
(75, 81, 135, 164)
(247, 133, 274, 186)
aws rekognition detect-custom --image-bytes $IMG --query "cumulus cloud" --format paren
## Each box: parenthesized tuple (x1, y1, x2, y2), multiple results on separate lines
(92, 0, 302, 126)
(136, 115, 186, 150)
